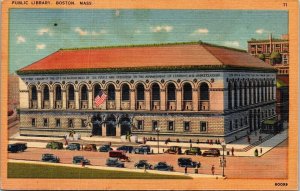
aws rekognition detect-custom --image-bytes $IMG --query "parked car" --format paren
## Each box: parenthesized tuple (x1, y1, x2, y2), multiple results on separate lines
(41, 153, 60, 163)
(154, 162, 174, 171)
(164, 146, 182, 154)
(133, 145, 151, 154)
(72, 156, 90, 165)
(106, 157, 125, 168)
(83, 144, 97, 151)
(109, 150, 130, 161)
(117, 145, 134, 153)
(98, 145, 113, 152)
(134, 160, 153, 169)
(202, 148, 220, 157)
(8, 143, 27, 153)
(177, 157, 201, 168)
(46, 141, 63, 150)
(184, 147, 201, 155)
(66, 143, 81, 151)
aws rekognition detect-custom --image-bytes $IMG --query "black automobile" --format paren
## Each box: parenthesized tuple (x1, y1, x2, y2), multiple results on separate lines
(99, 145, 113, 152)
(72, 156, 90, 165)
(178, 157, 201, 168)
(133, 145, 151, 154)
(105, 157, 125, 168)
(66, 143, 81, 151)
(153, 162, 174, 171)
(134, 160, 153, 169)
(41, 153, 60, 163)
(8, 143, 27, 153)
(202, 148, 220, 157)
(117, 145, 134, 153)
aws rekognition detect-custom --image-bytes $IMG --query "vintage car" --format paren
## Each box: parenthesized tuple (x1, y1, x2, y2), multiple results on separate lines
(133, 145, 151, 154)
(153, 162, 174, 171)
(105, 157, 125, 168)
(184, 147, 202, 155)
(98, 145, 113, 152)
(41, 153, 60, 163)
(8, 143, 27, 153)
(134, 160, 153, 169)
(66, 143, 81, 151)
(46, 141, 64, 150)
(202, 148, 221, 157)
(109, 150, 130, 161)
(72, 156, 90, 165)
(83, 144, 97, 151)
(177, 157, 201, 168)
(116, 145, 134, 153)
(164, 146, 182, 154)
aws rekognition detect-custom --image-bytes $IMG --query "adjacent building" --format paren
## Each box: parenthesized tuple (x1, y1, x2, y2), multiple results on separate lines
(247, 34, 289, 75)
(17, 42, 277, 143)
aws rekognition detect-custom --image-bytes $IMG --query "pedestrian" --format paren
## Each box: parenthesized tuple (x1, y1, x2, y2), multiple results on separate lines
(259, 135, 262, 142)
(211, 165, 215, 175)
(254, 149, 258, 157)
(81, 145, 84, 150)
(260, 148, 263, 154)
(189, 139, 192, 144)
(247, 136, 251, 144)
(197, 139, 200, 144)
(81, 160, 85, 167)
(184, 166, 188, 174)
(109, 142, 112, 146)
(231, 147, 234, 156)
(144, 165, 147, 173)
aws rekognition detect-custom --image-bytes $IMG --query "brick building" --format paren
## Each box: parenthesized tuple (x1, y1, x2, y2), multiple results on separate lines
(17, 42, 277, 143)
(247, 34, 289, 75)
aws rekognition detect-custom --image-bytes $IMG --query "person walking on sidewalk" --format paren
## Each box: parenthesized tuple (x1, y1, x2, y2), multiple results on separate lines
(211, 165, 215, 175)
(184, 166, 188, 175)
(231, 147, 234, 156)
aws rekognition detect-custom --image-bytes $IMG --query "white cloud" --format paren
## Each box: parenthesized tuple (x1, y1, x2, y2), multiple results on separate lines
(75, 27, 107, 36)
(194, 28, 209, 34)
(37, 28, 52, 36)
(36, 43, 46, 50)
(150, 25, 173, 33)
(16, 35, 26, 44)
(256, 29, 265, 34)
(224, 41, 240, 47)
(74, 27, 88, 36)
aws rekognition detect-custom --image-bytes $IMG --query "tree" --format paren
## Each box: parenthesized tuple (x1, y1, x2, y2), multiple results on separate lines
(258, 54, 265, 61)
(270, 52, 282, 65)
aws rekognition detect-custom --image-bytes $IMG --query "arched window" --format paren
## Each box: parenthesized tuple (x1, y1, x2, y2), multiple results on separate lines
(43, 85, 49, 101)
(183, 83, 192, 101)
(136, 83, 145, 101)
(121, 84, 130, 101)
(200, 83, 209, 100)
(108, 84, 115, 100)
(167, 83, 176, 100)
(31, 86, 37, 100)
(151, 83, 160, 100)
(55, 85, 62, 100)
(228, 82, 232, 109)
(94, 84, 101, 98)
(68, 85, 75, 100)
(81, 85, 88, 100)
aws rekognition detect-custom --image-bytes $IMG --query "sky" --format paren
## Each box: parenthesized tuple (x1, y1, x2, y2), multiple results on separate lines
(9, 9, 288, 73)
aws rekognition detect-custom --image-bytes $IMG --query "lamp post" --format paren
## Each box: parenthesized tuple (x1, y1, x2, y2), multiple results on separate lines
(220, 142, 227, 177)
(155, 127, 160, 154)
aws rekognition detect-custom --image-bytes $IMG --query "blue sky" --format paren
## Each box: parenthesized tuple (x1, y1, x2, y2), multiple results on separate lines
(9, 9, 288, 73)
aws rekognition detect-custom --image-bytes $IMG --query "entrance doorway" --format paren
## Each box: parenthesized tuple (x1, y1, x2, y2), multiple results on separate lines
(106, 114, 116, 136)
(119, 116, 131, 136)
(91, 114, 102, 136)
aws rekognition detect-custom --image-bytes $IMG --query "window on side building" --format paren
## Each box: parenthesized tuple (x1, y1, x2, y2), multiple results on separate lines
(184, 121, 190, 131)
(43, 118, 48, 127)
(200, 121, 207, 132)
(55, 119, 61, 128)
(235, 119, 238, 129)
(229, 121, 233, 131)
(68, 119, 74, 128)
(168, 121, 174, 131)
(32, 118, 36, 127)
(137, 120, 144, 130)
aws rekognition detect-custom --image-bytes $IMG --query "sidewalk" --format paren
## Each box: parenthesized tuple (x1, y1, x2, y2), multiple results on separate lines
(9, 159, 221, 178)
(9, 129, 288, 157)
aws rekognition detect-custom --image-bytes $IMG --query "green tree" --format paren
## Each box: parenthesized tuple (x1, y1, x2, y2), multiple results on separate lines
(270, 52, 282, 65)
(258, 54, 265, 61)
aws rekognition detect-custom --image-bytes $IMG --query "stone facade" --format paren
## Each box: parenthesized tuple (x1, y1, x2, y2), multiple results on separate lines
(18, 70, 276, 143)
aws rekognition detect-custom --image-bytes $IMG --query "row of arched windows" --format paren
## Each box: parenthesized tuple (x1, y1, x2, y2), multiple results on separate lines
(28, 81, 210, 111)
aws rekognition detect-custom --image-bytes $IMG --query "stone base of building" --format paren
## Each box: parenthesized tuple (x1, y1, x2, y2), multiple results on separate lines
(20, 127, 92, 137)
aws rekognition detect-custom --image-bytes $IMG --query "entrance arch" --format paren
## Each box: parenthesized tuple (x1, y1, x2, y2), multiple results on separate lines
(91, 114, 102, 136)
(106, 114, 116, 136)
(119, 115, 131, 136)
